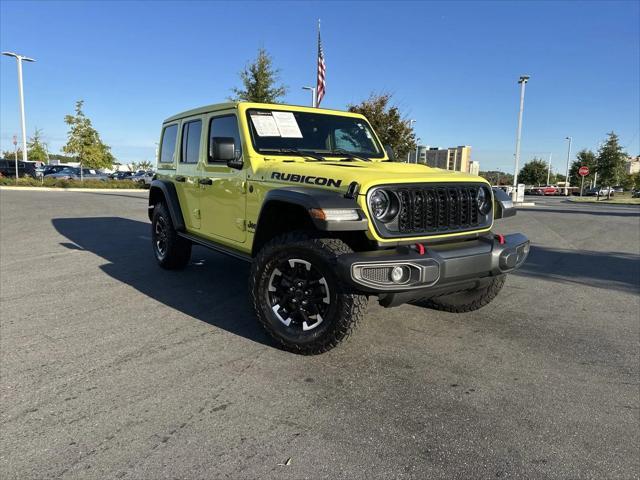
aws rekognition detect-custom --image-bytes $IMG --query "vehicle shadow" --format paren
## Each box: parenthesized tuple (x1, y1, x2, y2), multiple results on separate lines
(52, 217, 274, 348)
(515, 245, 640, 294)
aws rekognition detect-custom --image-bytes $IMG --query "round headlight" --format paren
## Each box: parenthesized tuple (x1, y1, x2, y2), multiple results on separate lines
(477, 186, 492, 215)
(370, 190, 391, 220)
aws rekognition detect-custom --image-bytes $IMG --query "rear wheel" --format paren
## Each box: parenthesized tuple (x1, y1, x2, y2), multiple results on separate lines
(412, 275, 506, 313)
(151, 202, 191, 269)
(250, 233, 367, 354)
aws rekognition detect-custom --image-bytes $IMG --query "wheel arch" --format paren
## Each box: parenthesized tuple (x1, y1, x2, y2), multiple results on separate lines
(148, 179, 185, 231)
(251, 187, 369, 256)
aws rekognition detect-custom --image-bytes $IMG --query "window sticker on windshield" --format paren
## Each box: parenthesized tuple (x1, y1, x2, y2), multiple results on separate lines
(250, 113, 280, 137)
(272, 111, 303, 138)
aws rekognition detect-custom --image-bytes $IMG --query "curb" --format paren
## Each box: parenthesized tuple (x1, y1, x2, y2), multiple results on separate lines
(0, 186, 146, 193)
(567, 197, 640, 206)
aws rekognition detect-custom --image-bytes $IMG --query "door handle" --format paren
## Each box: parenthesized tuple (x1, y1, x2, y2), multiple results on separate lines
(199, 178, 213, 186)
(175, 176, 186, 182)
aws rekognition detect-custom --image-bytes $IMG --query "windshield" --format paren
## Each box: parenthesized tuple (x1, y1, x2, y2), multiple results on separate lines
(246, 109, 384, 159)
(60, 167, 77, 174)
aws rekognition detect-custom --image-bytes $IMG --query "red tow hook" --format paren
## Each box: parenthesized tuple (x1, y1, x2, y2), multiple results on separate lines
(415, 243, 425, 255)
(495, 234, 505, 245)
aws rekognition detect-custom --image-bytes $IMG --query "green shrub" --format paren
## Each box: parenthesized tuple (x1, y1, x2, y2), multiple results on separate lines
(0, 177, 145, 189)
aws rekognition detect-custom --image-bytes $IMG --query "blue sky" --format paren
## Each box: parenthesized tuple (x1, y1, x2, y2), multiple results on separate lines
(1, 0, 638, 173)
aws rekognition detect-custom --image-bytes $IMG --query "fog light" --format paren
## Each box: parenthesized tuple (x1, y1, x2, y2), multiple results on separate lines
(390, 266, 406, 283)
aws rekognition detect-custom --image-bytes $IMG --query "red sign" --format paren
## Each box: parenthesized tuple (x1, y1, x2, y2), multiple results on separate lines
(578, 166, 590, 177)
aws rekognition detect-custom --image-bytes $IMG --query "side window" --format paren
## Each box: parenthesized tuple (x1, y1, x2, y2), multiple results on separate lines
(159, 124, 178, 164)
(181, 120, 202, 164)
(209, 115, 242, 163)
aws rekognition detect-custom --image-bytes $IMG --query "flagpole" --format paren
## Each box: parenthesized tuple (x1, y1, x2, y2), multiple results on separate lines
(316, 19, 320, 108)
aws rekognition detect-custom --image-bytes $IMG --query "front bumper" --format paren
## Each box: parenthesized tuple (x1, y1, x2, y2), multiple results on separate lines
(337, 233, 530, 307)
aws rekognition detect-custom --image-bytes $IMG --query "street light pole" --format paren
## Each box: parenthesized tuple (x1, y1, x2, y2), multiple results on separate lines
(2, 52, 35, 172)
(564, 136, 572, 195)
(302, 86, 316, 108)
(512, 75, 530, 202)
(546, 152, 552, 185)
(408, 119, 416, 162)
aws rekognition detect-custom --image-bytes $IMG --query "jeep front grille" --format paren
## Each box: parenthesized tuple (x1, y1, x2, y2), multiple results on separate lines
(369, 183, 491, 238)
(397, 186, 480, 233)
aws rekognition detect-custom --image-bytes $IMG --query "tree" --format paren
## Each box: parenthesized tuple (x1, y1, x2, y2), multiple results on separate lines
(568, 149, 597, 187)
(347, 93, 416, 159)
(27, 128, 49, 162)
(62, 100, 114, 171)
(2, 148, 22, 160)
(596, 132, 627, 193)
(518, 158, 548, 186)
(129, 160, 154, 171)
(479, 170, 513, 186)
(230, 48, 286, 103)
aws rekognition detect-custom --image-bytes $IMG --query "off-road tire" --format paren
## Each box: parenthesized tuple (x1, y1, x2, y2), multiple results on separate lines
(412, 275, 506, 313)
(151, 202, 192, 269)
(250, 232, 368, 355)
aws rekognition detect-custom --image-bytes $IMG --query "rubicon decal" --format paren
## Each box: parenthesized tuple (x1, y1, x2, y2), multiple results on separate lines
(271, 172, 342, 188)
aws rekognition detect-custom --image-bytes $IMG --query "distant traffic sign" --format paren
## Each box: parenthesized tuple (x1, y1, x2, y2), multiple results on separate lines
(578, 166, 589, 177)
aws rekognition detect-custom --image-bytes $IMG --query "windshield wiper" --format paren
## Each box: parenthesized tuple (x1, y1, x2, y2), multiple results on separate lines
(330, 148, 372, 162)
(260, 148, 326, 162)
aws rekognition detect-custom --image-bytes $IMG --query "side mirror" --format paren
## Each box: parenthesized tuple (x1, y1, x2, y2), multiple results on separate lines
(384, 145, 396, 161)
(493, 187, 516, 219)
(210, 137, 243, 169)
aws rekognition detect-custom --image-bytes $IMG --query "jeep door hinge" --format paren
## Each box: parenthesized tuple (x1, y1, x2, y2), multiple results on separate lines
(235, 218, 246, 231)
(193, 209, 201, 219)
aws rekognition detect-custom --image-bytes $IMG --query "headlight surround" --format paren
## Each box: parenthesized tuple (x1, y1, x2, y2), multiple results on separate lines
(477, 186, 492, 215)
(369, 189, 399, 222)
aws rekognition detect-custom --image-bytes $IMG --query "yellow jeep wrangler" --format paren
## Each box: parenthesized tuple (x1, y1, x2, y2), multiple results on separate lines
(149, 102, 529, 354)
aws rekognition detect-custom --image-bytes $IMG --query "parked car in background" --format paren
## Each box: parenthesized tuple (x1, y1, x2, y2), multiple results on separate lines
(131, 170, 154, 187)
(44, 167, 108, 181)
(585, 186, 615, 196)
(42, 164, 73, 176)
(0, 159, 38, 178)
(632, 189, 640, 198)
(530, 186, 558, 196)
(612, 186, 625, 193)
(112, 171, 135, 181)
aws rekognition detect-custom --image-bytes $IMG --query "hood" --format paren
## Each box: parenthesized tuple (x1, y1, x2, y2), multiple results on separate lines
(258, 159, 487, 193)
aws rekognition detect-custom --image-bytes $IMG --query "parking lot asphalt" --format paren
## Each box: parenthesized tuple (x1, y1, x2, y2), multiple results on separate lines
(1, 190, 639, 480)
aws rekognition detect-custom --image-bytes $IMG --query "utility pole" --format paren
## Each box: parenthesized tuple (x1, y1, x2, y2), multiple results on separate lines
(302, 86, 316, 108)
(2, 52, 36, 170)
(408, 120, 416, 162)
(564, 136, 572, 195)
(546, 152, 552, 185)
(512, 75, 530, 202)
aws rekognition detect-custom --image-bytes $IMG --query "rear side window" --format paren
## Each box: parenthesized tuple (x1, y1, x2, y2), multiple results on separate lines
(209, 115, 242, 163)
(181, 120, 202, 164)
(159, 124, 178, 164)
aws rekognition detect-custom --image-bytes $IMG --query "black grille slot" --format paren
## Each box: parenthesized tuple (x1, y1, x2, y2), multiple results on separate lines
(396, 185, 483, 234)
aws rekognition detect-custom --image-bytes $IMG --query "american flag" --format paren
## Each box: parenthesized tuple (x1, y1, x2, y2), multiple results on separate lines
(316, 23, 326, 107)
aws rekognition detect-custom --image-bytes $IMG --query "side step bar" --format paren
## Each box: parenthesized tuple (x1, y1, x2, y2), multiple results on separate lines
(178, 232, 252, 263)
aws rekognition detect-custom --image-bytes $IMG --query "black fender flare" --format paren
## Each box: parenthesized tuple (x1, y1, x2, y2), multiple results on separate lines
(148, 179, 186, 231)
(258, 187, 368, 232)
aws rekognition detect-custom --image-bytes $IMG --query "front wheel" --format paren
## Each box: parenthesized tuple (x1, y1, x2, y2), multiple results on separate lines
(250, 233, 368, 354)
(411, 275, 506, 313)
